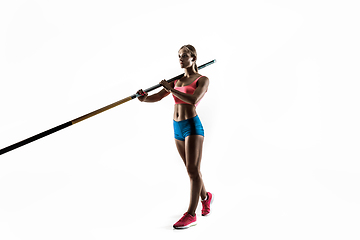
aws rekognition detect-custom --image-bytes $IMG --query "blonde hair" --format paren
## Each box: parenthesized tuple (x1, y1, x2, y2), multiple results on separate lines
(179, 44, 198, 72)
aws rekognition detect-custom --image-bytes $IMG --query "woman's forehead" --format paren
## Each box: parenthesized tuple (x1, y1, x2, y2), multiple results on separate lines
(178, 49, 191, 55)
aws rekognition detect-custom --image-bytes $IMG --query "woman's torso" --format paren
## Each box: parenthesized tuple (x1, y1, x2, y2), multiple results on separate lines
(173, 73, 202, 121)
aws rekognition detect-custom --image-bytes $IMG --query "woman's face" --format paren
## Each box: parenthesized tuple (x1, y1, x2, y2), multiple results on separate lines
(178, 49, 195, 69)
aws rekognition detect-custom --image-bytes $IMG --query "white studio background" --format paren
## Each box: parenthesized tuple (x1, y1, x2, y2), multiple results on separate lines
(1, 0, 359, 239)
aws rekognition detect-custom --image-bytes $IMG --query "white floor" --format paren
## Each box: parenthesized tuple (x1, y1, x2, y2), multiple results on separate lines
(1, 122, 359, 240)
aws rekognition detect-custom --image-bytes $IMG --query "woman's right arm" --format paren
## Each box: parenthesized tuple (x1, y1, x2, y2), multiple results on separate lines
(136, 88, 171, 102)
(137, 81, 174, 102)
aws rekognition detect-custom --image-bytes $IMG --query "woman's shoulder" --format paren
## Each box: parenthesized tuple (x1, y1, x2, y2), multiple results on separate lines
(195, 75, 209, 88)
(197, 75, 209, 83)
(193, 74, 208, 82)
(198, 75, 208, 80)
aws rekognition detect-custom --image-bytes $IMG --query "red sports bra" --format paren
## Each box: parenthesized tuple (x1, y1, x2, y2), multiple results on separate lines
(173, 76, 205, 107)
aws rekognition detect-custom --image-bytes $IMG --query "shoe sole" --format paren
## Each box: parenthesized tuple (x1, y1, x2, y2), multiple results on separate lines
(202, 193, 214, 217)
(173, 221, 197, 229)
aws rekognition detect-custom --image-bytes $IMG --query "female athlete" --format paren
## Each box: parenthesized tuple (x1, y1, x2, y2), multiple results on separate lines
(136, 45, 213, 229)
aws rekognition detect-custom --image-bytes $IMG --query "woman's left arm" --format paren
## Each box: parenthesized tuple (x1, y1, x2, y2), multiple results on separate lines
(160, 77, 209, 106)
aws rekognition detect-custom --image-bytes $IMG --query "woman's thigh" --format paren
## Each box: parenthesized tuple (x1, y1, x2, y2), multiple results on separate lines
(175, 139, 186, 165)
(185, 135, 204, 170)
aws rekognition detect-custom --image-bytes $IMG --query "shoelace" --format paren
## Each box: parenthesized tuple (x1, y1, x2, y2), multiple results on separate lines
(178, 213, 194, 224)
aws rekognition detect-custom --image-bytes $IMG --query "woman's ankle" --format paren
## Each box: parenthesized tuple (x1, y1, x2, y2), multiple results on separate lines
(187, 211, 196, 217)
(201, 192, 208, 201)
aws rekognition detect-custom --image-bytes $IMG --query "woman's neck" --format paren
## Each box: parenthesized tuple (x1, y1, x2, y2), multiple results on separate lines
(184, 66, 197, 78)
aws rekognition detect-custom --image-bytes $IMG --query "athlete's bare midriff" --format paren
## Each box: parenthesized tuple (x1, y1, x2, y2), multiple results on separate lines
(173, 104, 197, 121)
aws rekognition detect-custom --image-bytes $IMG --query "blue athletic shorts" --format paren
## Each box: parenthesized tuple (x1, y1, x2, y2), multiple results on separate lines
(173, 115, 204, 141)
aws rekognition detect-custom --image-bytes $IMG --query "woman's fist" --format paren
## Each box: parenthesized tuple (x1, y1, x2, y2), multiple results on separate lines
(136, 89, 148, 102)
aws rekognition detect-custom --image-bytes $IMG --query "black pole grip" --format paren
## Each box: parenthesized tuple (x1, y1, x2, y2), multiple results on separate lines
(0, 122, 73, 155)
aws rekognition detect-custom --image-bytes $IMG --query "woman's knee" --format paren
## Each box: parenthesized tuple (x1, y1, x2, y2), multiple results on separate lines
(186, 166, 201, 179)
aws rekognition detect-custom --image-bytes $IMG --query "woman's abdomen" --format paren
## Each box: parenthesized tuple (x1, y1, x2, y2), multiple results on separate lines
(173, 104, 197, 121)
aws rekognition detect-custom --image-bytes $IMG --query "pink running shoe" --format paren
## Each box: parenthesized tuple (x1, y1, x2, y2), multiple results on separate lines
(201, 192, 214, 216)
(173, 212, 197, 229)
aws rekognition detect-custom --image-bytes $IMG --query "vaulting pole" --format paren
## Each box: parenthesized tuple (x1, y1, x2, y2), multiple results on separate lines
(0, 59, 216, 155)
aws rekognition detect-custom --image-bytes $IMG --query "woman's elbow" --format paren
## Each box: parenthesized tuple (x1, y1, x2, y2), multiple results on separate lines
(191, 97, 199, 106)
